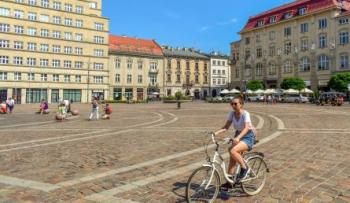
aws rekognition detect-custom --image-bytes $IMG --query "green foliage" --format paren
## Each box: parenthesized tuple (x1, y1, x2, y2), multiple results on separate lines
(280, 77, 306, 90)
(175, 91, 183, 100)
(246, 80, 263, 91)
(329, 73, 350, 92)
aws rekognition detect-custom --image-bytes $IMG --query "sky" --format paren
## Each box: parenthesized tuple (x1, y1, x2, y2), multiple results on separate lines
(103, 0, 293, 54)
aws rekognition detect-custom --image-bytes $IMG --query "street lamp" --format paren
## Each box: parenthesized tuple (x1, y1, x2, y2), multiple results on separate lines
(86, 58, 91, 103)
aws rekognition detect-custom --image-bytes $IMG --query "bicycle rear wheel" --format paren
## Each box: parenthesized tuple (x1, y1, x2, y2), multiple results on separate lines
(186, 166, 220, 203)
(241, 156, 267, 195)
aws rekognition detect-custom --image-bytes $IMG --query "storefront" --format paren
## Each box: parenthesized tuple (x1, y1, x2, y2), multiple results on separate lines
(26, 89, 47, 104)
(0, 88, 7, 102)
(113, 88, 122, 100)
(63, 89, 82, 102)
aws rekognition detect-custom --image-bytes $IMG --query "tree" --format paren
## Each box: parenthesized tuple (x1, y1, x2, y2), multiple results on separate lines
(246, 80, 263, 91)
(280, 77, 306, 90)
(329, 73, 350, 92)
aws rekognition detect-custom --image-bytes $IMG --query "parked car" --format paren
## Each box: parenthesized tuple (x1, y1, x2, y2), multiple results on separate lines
(213, 96, 223, 101)
(282, 94, 309, 103)
(223, 96, 234, 102)
(247, 95, 264, 102)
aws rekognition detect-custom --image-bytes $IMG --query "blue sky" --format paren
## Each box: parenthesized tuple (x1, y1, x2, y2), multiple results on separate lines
(103, 0, 292, 54)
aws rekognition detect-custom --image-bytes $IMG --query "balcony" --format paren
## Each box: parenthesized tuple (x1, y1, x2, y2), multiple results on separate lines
(149, 69, 159, 74)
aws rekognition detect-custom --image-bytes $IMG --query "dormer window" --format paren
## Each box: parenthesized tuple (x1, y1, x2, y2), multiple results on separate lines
(269, 16, 276, 23)
(284, 12, 293, 19)
(299, 7, 307, 15)
(257, 19, 264, 27)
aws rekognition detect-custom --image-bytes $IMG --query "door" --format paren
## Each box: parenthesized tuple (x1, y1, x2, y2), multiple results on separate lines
(51, 89, 59, 103)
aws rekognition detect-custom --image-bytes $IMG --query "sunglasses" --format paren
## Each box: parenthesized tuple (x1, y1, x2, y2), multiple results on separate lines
(230, 102, 239, 106)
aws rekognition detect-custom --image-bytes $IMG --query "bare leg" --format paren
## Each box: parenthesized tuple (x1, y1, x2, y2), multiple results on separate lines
(229, 142, 249, 171)
(228, 158, 237, 175)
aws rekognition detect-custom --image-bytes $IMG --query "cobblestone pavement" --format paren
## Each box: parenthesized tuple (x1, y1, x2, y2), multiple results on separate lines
(0, 102, 349, 202)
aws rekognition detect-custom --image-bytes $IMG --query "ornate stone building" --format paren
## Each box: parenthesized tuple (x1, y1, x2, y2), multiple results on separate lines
(109, 35, 164, 101)
(237, 0, 350, 90)
(163, 47, 210, 99)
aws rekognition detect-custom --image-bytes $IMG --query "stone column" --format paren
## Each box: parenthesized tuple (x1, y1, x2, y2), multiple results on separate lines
(47, 89, 52, 104)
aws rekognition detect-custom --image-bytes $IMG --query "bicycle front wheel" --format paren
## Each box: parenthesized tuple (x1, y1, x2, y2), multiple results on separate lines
(241, 156, 267, 195)
(186, 166, 220, 203)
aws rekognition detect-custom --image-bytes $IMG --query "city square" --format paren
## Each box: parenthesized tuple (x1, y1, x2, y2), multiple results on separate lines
(0, 102, 349, 202)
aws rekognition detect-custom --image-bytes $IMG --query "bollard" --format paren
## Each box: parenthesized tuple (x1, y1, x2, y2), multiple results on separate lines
(177, 101, 181, 109)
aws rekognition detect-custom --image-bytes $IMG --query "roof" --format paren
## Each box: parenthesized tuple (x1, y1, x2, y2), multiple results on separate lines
(109, 35, 163, 57)
(162, 47, 209, 60)
(241, 0, 350, 32)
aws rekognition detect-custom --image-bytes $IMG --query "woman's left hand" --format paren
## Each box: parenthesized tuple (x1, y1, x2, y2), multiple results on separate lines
(233, 137, 240, 144)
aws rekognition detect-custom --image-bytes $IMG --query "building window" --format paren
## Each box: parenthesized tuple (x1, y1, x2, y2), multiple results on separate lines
(53, 74, 59, 82)
(0, 24, 10, 32)
(115, 58, 121, 68)
(41, 74, 48, 81)
(52, 60, 60, 67)
(166, 74, 171, 82)
(300, 57, 310, 72)
(40, 14, 49, 22)
(0, 56, 9, 64)
(256, 48, 262, 58)
(14, 72, 22, 81)
(256, 63, 263, 76)
(93, 63, 103, 70)
(14, 25, 24, 34)
(27, 28, 37, 36)
(28, 12, 37, 21)
(76, 20, 83, 27)
(95, 23, 104, 31)
(0, 8, 10, 16)
(14, 41, 23, 49)
(64, 75, 71, 82)
(177, 60, 181, 69)
(257, 20, 264, 27)
(319, 18, 327, 29)
(284, 60, 292, 73)
(13, 57, 23, 65)
(53, 16, 61, 24)
(284, 12, 293, 19)
(176, 74, 181, 83)
(150, 61, 158, 71)
(301, 38, 308, 51)
(74, 47, 83, 55)
(64, 46, 72, 54)
(149, 75, 157, 85)
(339, 31, 349, 45)
(0, 72, 8, 80)
(300, 23, 308, 33)
(235, 68, 240, 78)
(89, 2, 97, 9)
(75, 61, 83, 69)
(40, 29, 49, 37)
(115, 74, 120, 83)
(318, 55, 329, 70)
(40, 59, 49, 67)
(269, 16, 276, 23)
(14, 10, 24, 18)
(75, 75, 81, 83)
(64, 32, 72, 40)
(27, 58, 36, 66)
(339, 18, 349, 25)
(94, 36, 104, 44)
(298, 7, 307, 15)
(340, 54, 349, 69)
(52, 45, 61, 53)
(28, 0, 37, 4)
(52, 31, 61, 39)
(64, 60, 72, 68)
(268, 63, 276, 75)
(319, 34, 327, 48)
(27, 73, 35, 81)
(269, 46, 275, 57)
(94, 49, 104, 57)
(40, 0, 49, 7)
(76, 6, 83, 14)
(284, 42, 292, 55)
(138, 75, 143, 84)
(245, 37, 250, 45)
(127, 59, 133, 69)
(284, 27, 292, 37)
(40, 44, 49, 52)
(64, 3, 73, 12)
(195, 75, 199, 84)
(53, 1, 61, 10)
(127, 74, 132, 83)
(0, 40, 9, 48)
(64, 18, 73, 26)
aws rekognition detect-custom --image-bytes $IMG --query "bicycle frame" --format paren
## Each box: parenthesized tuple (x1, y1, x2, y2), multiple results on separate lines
(202, 135, 259, 189)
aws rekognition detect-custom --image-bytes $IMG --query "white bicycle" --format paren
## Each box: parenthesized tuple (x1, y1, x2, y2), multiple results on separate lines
(186, 133, 269, 203)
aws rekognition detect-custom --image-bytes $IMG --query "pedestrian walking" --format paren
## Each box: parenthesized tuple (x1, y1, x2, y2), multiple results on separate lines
(6, 97, 15, 113)
(89, 97, 99, 120)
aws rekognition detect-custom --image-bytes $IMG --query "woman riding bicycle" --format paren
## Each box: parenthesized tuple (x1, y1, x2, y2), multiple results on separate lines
(214, 95, 256, 188)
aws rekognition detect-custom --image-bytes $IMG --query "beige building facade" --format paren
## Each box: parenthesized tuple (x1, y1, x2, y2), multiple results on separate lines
(0, 0, 109, 103)
(163, 47, 210, 99)
(109, 35, 164, 101)
(237, 0, 350, 91)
